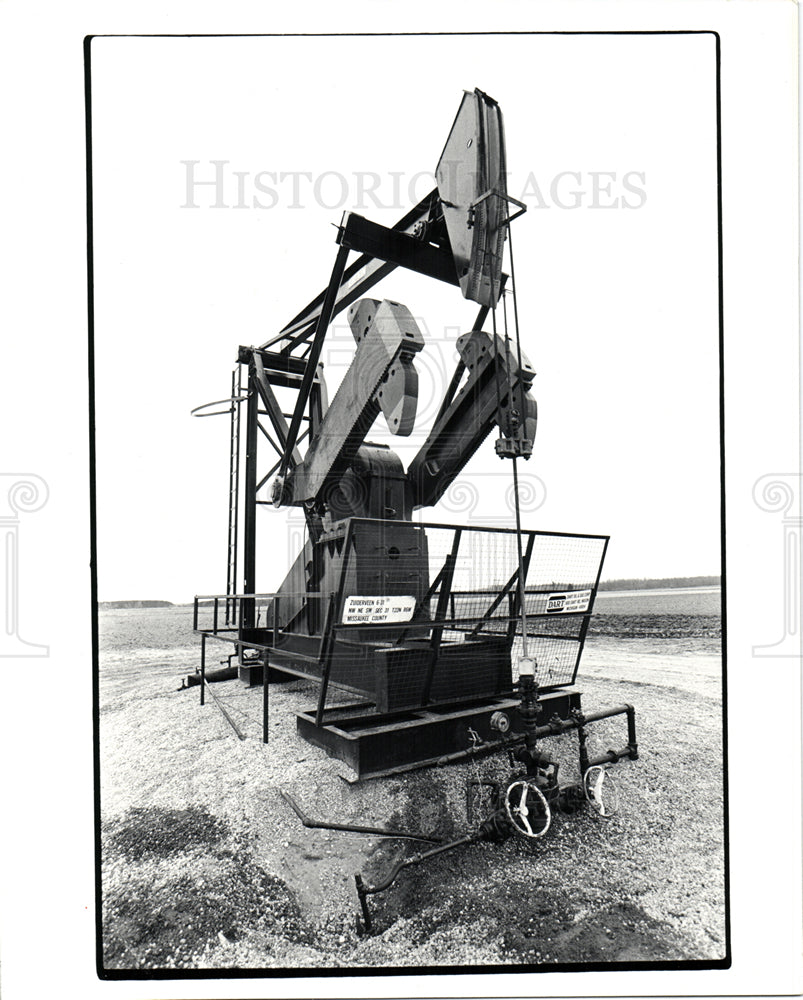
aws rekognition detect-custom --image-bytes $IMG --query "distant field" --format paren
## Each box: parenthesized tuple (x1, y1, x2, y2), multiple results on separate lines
(593, 585, 720, 616)
(97, 585, 722, 708)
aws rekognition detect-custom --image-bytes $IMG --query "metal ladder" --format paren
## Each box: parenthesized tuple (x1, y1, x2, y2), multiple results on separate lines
(225, 367, 241, 626)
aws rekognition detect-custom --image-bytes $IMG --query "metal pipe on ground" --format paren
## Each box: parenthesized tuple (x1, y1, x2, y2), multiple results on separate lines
(201, 678, 247, 741)
(182, 665, 239, 688)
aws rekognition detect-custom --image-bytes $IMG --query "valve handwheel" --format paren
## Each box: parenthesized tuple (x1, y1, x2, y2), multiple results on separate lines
(503, 778, 551, 839)
(583, 765, 619, 818)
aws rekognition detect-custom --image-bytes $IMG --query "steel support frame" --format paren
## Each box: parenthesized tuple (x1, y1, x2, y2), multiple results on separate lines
(261, 190, 441, 352)
(242, 363, 259, 631)
(421, 529, 462, 705)
(337, 212, 459, 287)
(281, 243, 351, 475)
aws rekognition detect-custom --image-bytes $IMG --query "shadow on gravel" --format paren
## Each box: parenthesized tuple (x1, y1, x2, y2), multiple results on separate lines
(102, 805, 310, 970)
(499, 897, 692, 963)
(105, 805, 228, 860)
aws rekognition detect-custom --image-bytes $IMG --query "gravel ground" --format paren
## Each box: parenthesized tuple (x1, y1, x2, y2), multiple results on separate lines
(99, 612, 726, 972)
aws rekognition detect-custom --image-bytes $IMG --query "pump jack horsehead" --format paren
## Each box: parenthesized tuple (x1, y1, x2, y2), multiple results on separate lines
(191, 89, 639, 932)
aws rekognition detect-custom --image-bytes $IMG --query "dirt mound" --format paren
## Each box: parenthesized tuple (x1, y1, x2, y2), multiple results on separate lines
(102, 806, 309, 969)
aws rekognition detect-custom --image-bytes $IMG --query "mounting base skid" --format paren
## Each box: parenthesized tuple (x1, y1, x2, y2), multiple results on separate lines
(296, 687, 582, 780)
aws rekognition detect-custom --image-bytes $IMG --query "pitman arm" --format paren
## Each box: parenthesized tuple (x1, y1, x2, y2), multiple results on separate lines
(406, 328, 537, 510)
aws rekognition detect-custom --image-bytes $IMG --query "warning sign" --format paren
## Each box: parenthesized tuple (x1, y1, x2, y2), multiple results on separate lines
(546, 589, 592, 614)
(342, 595, 416, 624)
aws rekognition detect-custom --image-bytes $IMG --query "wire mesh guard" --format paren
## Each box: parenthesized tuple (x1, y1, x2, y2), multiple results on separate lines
(375, 522, 608, 690)
(194, 520, 608, 712)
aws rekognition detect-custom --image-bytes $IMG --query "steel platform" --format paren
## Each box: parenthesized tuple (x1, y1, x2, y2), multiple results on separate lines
(296, 687, 582, 780)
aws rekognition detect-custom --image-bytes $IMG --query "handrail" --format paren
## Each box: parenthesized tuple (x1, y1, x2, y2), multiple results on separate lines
(194, 586, 592, 601)
(191, 395, 247, 418)
(194, 591, 331, 601)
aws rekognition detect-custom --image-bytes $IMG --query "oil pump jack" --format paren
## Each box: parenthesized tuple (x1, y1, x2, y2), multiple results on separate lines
(191, 89, 638, 928)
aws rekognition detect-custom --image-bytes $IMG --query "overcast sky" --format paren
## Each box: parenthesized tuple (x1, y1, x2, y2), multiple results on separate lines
(90, 33, 721, 603)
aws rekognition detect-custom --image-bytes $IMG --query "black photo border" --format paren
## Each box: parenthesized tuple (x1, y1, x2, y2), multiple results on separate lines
(85, 29, 729, 983)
